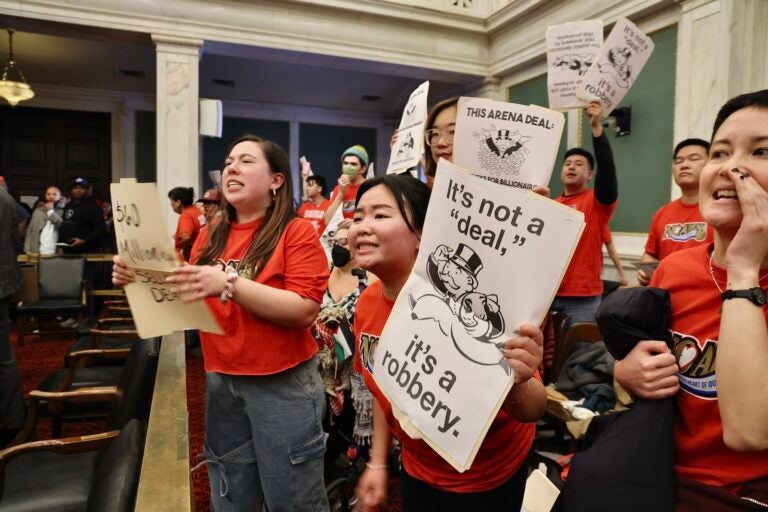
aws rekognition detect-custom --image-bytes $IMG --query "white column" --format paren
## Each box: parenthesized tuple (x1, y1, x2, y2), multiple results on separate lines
(673, 0, 768, 198)
(111, 101, 136, 182)
(466, 76, 502, 100)
(152, 34, 202, 234)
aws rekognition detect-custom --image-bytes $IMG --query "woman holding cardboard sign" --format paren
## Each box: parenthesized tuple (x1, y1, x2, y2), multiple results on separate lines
(113, 135, 330, 511)
(350, 174, 546, 511)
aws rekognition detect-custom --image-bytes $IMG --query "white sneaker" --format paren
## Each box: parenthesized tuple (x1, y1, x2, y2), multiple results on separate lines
(59, 318, 78, 328)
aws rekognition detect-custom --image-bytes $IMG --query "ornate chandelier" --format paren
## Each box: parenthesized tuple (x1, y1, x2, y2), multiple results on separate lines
(0, 30, 34, 107)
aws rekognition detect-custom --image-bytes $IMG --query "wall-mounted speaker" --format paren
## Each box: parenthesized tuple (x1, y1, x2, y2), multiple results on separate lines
(199, 99, 223, 138)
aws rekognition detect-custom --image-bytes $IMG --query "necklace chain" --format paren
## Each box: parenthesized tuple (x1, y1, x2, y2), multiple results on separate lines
(708, 251, 768, 294)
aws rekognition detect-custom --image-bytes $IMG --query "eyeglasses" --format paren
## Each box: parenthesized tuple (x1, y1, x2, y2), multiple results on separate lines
(329, 238, 348, 247)
(424, 128, 455, 147)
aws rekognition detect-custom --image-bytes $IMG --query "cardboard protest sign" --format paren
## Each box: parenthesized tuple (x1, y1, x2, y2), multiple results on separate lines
(546, 20, 603, 110)
(111, 180, 223, 338)
(577, 17, 654, 114)
(372, 161, 584, 471)
(387, 81, 429, 174)
(453, 97, 564, 190)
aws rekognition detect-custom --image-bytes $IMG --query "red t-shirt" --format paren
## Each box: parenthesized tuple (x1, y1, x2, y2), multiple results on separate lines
(556, 190, 617, 296)
(297, 198, 332, 235)
(190, 217, 330, 375)
(330, 182, 364, 219)
(651, 244, 768, 489)
(644, 198, 713, 261)
(175, 206, 202, 259)
(353, 280, 536, 493)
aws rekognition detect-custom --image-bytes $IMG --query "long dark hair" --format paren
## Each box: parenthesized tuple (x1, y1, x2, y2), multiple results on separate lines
(355, 174, 430, 237)
(196, 135, 297, 277)
(424, 97, 459, 179)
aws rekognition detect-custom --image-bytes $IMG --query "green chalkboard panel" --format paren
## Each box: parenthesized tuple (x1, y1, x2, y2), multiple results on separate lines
(298, 123, 377, 199)
(506, 24, 678, 233)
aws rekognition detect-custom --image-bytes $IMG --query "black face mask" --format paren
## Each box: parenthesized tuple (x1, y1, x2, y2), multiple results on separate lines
(331, 245, 352, 268)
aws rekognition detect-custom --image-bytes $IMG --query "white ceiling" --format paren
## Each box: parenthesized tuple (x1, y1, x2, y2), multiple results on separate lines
(0, 16, 481, 116)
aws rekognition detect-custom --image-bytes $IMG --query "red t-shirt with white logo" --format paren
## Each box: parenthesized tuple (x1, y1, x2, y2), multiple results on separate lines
(353, 280, 536, 493)
(556, 190, 617, 297)
(651, 243, 768, 489)
(297, 198, 332, 235)
(644, 198, 713, 260)
(190, 217, 329, 375)
(331, 182, 363, 219)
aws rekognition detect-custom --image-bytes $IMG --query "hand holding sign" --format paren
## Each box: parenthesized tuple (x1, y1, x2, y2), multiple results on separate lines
(499, 323, 544, 384)
(111, 180, 222, 338)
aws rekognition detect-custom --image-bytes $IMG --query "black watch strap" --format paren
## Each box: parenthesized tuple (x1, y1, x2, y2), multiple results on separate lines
(720, 287, 768, 306)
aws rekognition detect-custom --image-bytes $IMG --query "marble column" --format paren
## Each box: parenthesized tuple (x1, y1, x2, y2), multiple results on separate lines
(152, 34, 202, 235)
(467, 76, 502, 100)
(673, 0, 768, 198)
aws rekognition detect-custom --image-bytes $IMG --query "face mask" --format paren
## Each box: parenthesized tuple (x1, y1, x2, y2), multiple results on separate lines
(342, 164, 359, 177)
(331, 245, 352, 267)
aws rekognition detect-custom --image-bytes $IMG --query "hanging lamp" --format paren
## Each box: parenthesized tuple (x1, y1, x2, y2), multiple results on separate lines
(0, 30, 34, 107)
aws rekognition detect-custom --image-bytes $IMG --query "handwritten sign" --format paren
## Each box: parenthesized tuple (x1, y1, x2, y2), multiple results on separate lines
(546, 20, 603, 110)
(387, 81, 429, 174)
(453, 97, 564, 190)
(577, 17, 655, 114)
(111, 180, 222, 338)
(372, 161, 584, 471)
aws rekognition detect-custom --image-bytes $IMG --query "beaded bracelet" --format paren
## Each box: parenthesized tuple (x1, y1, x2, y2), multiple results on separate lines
(365, 462, 389, 470)
(219, 270, 239, 304)
(506, 379, 531, 406)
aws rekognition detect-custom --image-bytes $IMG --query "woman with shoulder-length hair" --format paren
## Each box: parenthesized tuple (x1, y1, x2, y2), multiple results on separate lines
(113, 135, 331, 511)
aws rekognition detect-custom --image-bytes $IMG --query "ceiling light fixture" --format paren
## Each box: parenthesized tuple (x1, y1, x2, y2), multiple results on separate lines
(0, 29, 34, 107)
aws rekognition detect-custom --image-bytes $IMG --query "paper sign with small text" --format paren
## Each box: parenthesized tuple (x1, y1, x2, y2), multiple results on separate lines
(387, 81, 430, 174)
(371, 161, 584, 471)
(111, 180, 223, 338)
(577, 17, 655, 114)
(453, 97, 564, 190)
(546, 20, 603, 110)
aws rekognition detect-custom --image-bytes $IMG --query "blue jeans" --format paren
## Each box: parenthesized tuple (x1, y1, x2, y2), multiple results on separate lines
(201, 357, 329, 512)
(551, 295, 602, 327)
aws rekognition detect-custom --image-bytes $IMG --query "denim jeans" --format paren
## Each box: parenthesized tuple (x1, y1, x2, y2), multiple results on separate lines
(551, 295, 602, 327)
(201, 356, 329, 512)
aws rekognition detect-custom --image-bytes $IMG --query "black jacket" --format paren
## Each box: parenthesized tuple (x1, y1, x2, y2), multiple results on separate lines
(58, 197, 106, 253)
(556, 287, 675, 512)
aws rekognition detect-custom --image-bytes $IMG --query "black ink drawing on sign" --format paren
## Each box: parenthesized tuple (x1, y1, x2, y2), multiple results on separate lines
(598, 46, 632, 88)
(396, 133, 415, 160)
(473, 125, 532, 179)
(409, 243, 510, 375)
(553, 53, 594, 76)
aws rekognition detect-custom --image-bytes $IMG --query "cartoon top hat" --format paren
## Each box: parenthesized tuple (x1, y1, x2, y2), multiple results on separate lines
(450, 244, 483, 281)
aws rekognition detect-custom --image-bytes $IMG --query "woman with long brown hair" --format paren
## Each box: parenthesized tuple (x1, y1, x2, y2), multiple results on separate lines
(113, 135, 330, 511)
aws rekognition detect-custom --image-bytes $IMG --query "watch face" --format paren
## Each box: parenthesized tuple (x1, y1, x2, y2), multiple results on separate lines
(752, 288, 768, 306)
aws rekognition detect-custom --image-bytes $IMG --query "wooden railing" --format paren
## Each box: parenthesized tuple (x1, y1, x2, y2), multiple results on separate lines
(135, 332, 193, 511)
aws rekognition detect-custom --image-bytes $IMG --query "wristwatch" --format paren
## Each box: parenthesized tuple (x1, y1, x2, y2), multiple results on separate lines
(720, 287, 768, 306)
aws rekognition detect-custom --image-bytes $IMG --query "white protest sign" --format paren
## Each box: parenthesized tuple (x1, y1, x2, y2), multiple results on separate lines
(373, 161, 584, 471)
(111, 181, 223, 338)
(577, 17, 655, 114)
(453, 97, 564, 190)
(320, 202, 344, 263)
(546, 20, 603, 110)
(387, 81, 429, 174)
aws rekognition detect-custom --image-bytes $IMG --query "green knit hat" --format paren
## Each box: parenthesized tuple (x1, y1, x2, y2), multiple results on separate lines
(341, 145, 369, 166)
